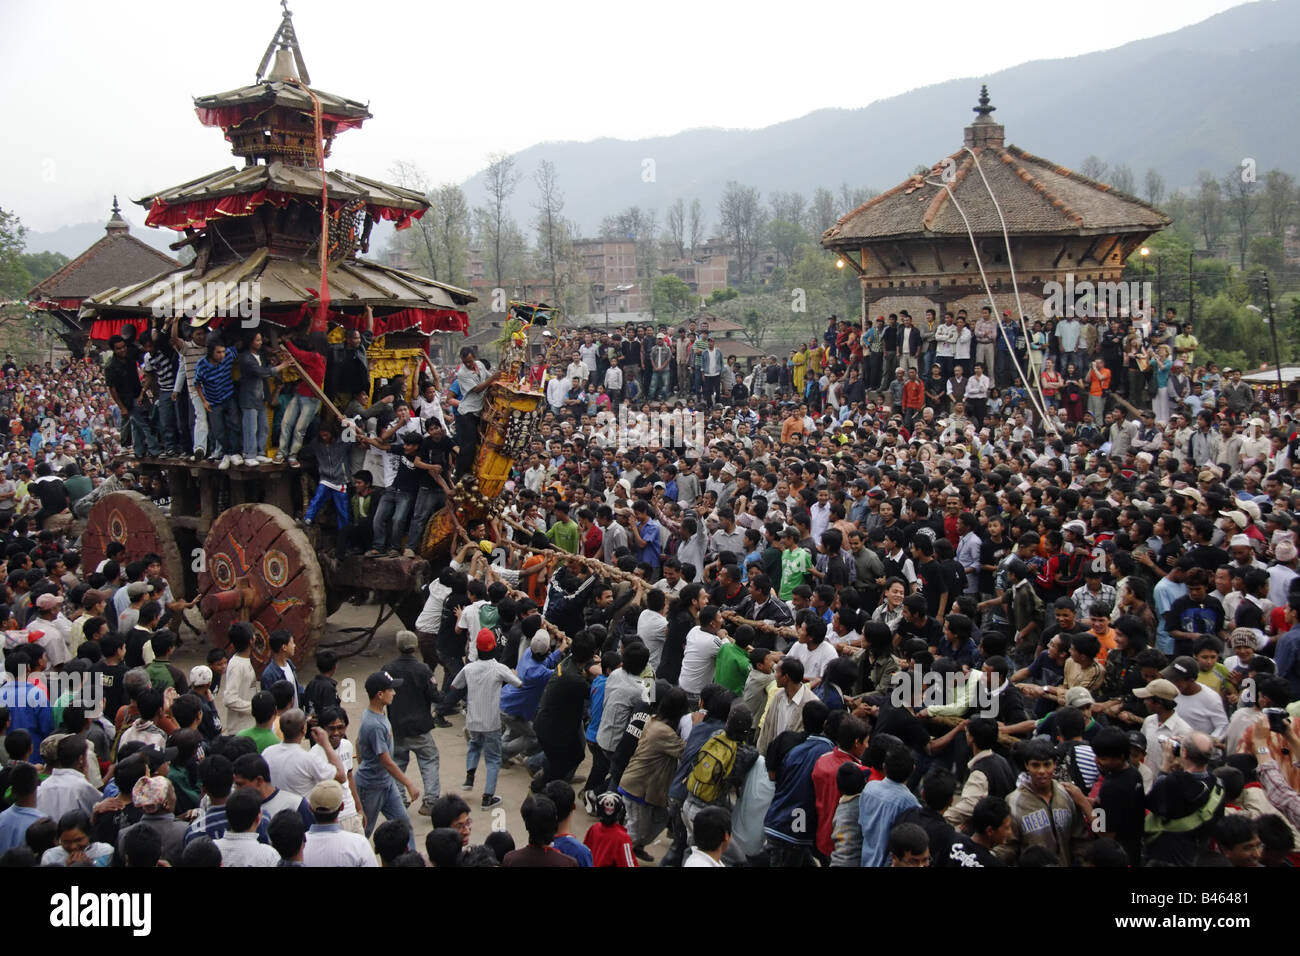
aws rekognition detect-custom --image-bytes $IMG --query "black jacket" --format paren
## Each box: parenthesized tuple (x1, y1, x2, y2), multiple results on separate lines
(383, 654, 438, 736)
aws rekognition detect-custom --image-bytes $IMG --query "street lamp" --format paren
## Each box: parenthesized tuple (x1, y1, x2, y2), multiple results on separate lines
(1138, 247, 1150, 320)
(1246, 274, 1283, 392)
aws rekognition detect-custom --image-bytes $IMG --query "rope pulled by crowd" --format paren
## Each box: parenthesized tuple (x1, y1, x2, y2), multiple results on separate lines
(495, 514, 653, 597)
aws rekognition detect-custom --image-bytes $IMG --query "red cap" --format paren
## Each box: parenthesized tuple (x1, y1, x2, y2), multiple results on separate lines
(476, 628, 497, 653)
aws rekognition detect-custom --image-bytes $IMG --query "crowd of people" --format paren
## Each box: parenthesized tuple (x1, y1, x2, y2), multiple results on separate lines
(3, 296, 1300, 870)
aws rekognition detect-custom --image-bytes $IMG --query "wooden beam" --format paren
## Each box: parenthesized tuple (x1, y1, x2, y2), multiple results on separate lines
(931, 241, 945, 273)
(890, 242, 918, 273)
(1096, 235, 1123, 267)
(1052, 241, 1072, 269)
(1076, 237, 1101, 266)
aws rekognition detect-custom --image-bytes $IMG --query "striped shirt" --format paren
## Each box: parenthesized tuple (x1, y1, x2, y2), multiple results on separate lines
(144, 349, 179, 393)
(194, 348, 237, 404)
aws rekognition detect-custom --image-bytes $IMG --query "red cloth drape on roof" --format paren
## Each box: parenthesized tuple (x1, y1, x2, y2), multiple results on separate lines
(195, 104, 366, 133)
(210, 306, 468, 336)
(144, 192, 423, 232)
(89, 317, 149, 340)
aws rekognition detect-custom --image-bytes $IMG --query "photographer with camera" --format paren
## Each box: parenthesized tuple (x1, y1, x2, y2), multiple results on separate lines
(1142, 730, 1225, 866)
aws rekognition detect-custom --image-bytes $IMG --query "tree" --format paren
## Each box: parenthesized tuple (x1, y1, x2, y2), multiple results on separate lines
(769, 191, 807, 230)
(666, 198, 686, 258)
(429, 184, 471, 287)
(718, 182, 766, 285)
(1080, 155, 1109, 181)
(1109, 164, 1135, 195)
(1222, 168, 1259, 270)
(1261, 169, 1296, 239)
(687, 199, 704, 255)
(388, 161, 442, 280)
(810, 188, 837, 236)
(1144, 168, 1166, 207)
(478, 152, 522, 290)
(1191, 171, 1225, 254)
(838, 184, 876, 213)
(707, 287, 739, 304)
(18, 251, 69, 286)
(599, 206, 646, 241)
(652, 275, 692, 316)
(766, 219, 807, 270)
(1248, 236, 1284, 277)
(0, 207, 32, 298)
(532, 160, 571, 307)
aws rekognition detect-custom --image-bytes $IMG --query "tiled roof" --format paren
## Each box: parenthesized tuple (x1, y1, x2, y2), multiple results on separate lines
(823, 144, 1169, 247)
(193, 78, 370, 122)
(29, 231, 178, 301)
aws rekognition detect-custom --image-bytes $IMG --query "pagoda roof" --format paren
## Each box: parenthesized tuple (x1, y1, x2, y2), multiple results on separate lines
(136, 163, 429, 230)
(193, 79, 371, 130)
(28, 201, 179, 304)
(823, 88, 1169, 249)
(79, 252, 474, 322)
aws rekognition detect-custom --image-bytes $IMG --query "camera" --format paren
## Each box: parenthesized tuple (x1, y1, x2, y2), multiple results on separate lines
(1265, 707, 1290, 735)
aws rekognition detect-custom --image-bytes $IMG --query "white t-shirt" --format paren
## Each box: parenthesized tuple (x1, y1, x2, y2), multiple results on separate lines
(312, 739, 357, 818)
(1175, 688, 1229, 738)
(787, 640, 838, 681)
(679, 627, 723, 695)
(684, 848, 725, 867)
(636, 609, 668, 671)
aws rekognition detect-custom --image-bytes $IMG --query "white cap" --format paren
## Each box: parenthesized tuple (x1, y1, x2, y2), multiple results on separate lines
(1229, 534, 1252, 548)
(189, 665, 213, 687)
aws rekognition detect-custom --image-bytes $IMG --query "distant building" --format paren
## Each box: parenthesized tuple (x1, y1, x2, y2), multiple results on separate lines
(27, 199, 179, 354)
(821, 87, 1169, 324)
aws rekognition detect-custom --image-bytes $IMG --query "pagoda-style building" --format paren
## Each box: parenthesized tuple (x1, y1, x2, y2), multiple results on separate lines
(821, 87, 1169, 323)
(27, 199, 179, 353)
(81, 6, 473, 370)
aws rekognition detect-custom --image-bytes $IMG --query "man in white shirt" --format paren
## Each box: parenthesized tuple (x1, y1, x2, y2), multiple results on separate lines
(545, 372, 570, 415)
(565, 353, 591, 385)
(756, 657, 817, 753)
(1135, 678, 1194, 779)
(302, 779, 377, 866)
(683, 805, 731, 867)
(213, 788, 281, 867)
(1162, 657, 1228, 738)
(636, 589, 669, 673)
(679, 607, 725, 697)
(262, 709, 347, 799)
(786, 615, 838, 684)
(36, 737, 102, 820)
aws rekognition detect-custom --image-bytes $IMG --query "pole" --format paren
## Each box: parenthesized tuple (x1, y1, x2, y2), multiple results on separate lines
(1156, 256, 1163, 319)
(1188, 251, 1194, 326)
(1263, 273, 1283, 392)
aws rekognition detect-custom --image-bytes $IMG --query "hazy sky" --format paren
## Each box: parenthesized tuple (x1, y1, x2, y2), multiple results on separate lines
(2, 0, 1246, 233)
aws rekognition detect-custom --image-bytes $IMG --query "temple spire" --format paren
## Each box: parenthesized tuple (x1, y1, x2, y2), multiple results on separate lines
(964, 84, 1004, 149)
(106, 196, 129, 235)
(255, 1, 310, 85)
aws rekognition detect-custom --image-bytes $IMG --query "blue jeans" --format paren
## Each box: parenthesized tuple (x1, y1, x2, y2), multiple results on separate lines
(278, 394, 321, 457)
(241, 406, 268, 459)
(650, 368, 670, 400)
(371, 489, 412, 552)
(155, 393, 179, 451)
(466, 729, 503, 796)
(408, 485, 441, 553)
(305, 484, 350, 531)
(130, 401, 161, 457)
(206, 399, 240, 457)
(393, 732, 441, 809)
(359, 776, 413, 846)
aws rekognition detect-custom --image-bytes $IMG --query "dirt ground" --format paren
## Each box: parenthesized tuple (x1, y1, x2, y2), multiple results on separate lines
(171, 600, 667, 861)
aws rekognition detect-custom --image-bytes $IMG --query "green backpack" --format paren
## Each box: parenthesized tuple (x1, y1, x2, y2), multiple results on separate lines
(686, 732, 739, 804)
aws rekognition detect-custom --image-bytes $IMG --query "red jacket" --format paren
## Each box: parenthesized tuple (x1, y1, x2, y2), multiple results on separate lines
(902, 380, 925, 410)
(285, 341, 326, 398)
(811, 747, 861, 857)
(583, 822, 637, 867)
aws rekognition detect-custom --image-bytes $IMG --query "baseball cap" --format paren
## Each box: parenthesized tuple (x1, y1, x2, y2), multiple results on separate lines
(1127, 732, 1148, 752)
(81, 589, 108, 609)
(1133, 678, 1179, 701)
(364, 671, 404, 697)
(189, 664, 213, 687)
(35, 593, 60, 610)
(126, 581, 153, 599)
(395, 629, 419, 652)
(1063, 520, 1087, 536)
(530, 634, 551, 656)
(1161, 657, 1199, 682)
(308, 779, 345, 813)
(476, 628, 497, 653)
(1219, 510, 1248, 529)
(1064, 687, 1095, 708)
